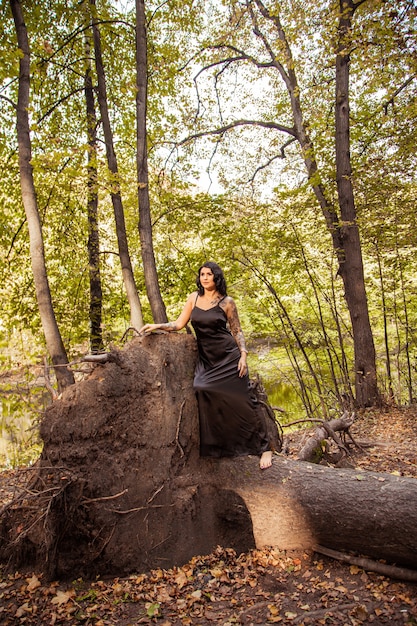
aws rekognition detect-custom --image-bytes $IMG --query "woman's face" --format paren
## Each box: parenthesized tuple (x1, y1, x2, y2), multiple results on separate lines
(200, 267, 216, 291)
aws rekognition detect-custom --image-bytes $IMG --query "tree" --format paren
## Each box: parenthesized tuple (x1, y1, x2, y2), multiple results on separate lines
(10, 0, 74, 392)
(84, 29, 104, 353)
(89, 0, 144, 331)
(334, 0, 377, 406)
(135, 0, 167, 323)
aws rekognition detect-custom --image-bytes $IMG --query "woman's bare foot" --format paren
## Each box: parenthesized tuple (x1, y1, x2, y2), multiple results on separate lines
(260, 450, 273, 469)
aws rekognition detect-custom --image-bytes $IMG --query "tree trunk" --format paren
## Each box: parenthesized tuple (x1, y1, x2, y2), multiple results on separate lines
(84, 31, 104, 353)
(251, 1, 379, 408)
(135, 0, 168, 323)
(10, 0, 74, 393)
(1, 334, 415, 579)
(335, 0, 379, 407)
(89, 0, 143, 331)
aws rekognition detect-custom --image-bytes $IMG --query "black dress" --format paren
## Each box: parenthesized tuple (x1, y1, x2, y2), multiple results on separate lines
(190, 298, 269, 458)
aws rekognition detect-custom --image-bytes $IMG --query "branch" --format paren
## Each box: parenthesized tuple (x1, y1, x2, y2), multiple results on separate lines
(43, 357, 58, 400)
(383, 75, 415, 114)
(207, 44, 277, 69)
(316, 545, 417, 582)
(250, 1, 291, 88)
(82, 488, 128, 504)
(177, 119, 297, 148)
(0, 93, 17, 110)
(37, 87, 86, 124)
(244, 138, 297, 184)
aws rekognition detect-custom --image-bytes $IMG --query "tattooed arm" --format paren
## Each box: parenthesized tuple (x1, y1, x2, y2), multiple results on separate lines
(139, 293, 195, 334)
(222, 297, 249, 377)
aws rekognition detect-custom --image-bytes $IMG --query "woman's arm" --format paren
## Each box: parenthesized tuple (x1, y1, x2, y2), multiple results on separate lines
(139, 292, 195, 334)
(223, 297, 248, 377)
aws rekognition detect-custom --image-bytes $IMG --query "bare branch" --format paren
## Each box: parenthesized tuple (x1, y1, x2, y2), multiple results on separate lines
(245, 137, 297, 184)
(177, 119, 297, 148)
(250, 0, 291, 88)
(383, 75, 415, 114)
(0, 93, 17, 110)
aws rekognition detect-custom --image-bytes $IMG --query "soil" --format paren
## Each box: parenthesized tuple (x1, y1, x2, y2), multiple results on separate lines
(1, 405, 417, 625)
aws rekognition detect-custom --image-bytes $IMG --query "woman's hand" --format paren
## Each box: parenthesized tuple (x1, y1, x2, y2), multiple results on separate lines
(139, 323, 160, 334)
(238, 353, 248, 378)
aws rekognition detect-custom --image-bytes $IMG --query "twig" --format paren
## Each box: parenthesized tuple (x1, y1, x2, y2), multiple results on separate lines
(109, 504, 174, 514)
(175, 400, 186, 457)
(343, 429, 367, 453)
(320, 422, 350, 455)
(281, 418, 331, 428)
(43, 357, 58, 400)
(147, 484, 165, 504)
(293, 603, 364, 623)
(120, 326, 141, 342)
(271, 405, 286, 414)
(82, 488, 128, 504)
(90, 524, 116, 559)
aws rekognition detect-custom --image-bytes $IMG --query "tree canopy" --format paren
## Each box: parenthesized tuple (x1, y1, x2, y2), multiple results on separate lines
(1, 0, 417, 417)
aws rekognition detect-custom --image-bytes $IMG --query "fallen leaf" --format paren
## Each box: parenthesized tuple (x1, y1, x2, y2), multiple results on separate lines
(26, 574, 41, 592)
(174, 570, 188, 588)
(15, 602, 30, 618)
(51, 589, 75, 606)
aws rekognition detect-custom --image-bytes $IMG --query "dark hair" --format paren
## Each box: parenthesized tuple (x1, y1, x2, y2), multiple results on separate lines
(196, 261, 227, 296)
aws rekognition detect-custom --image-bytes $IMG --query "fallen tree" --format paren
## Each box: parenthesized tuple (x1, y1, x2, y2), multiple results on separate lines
(0, 333, 416, 580)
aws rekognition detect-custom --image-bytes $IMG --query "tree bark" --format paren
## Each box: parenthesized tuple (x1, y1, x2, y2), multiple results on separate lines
(84, 31, 104, 353)
(0, 335, 415, 579)
(10, 0, 74, 392)
(89, 0, 143, 330)
(335, 0, 379, 406)
(135, 0, 168, 323)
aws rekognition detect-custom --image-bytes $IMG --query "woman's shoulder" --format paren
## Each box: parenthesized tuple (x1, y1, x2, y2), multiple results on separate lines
(185, 291, 199, 304)
(220, 295, 235, 309)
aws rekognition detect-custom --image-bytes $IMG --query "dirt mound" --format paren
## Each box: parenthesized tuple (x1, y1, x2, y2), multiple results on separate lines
(1, 334, 225, 578)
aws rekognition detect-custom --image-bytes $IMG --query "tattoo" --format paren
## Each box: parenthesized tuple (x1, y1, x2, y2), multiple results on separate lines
(223, 298, 248, 353)
(160, 322, 177, 331)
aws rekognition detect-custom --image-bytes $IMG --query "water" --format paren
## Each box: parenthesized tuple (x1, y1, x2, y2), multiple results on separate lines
(263, 380, 305, 426)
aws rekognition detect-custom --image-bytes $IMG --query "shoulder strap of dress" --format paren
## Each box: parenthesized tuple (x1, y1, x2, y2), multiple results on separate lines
(193, 293, 199, 308)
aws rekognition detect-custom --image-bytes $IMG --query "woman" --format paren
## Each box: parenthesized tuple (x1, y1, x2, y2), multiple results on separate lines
(139, 262, 273, 469)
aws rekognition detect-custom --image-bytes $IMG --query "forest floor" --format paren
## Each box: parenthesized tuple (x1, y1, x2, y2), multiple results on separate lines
(1, 405, 417, 625)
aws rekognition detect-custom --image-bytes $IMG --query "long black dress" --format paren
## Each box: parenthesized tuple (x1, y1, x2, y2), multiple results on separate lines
(190, 297, 269, 458)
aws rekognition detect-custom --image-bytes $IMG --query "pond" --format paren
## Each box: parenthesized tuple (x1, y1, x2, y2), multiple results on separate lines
(264, 380, 305, 426)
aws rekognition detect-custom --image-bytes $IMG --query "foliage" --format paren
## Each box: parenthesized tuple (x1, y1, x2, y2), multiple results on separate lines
(1, 0, 417, 422)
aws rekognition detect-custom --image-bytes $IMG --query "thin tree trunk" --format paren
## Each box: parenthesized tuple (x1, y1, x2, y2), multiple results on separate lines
(375, 241, 393, 399)
(84, 32, 104, 353)
(135, 0, 167, 323)
(242, 258, 327, 419)
(328, 261, 355, 405)
(89, 0, 143, 330)
(292, 224, 342, 405)
(335, 0, 378, 407)
(10, 0, 75, 392)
